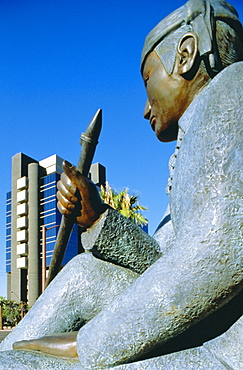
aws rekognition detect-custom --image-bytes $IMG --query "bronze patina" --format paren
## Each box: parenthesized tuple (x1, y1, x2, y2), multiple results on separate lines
(45, 109, 102, 287)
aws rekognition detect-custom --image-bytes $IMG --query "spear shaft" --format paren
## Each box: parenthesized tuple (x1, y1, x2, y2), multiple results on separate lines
(45, 109, 102, 287)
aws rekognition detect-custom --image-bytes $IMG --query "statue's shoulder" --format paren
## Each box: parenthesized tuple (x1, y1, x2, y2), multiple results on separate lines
(200, 62, 243, 109)
(209, 61, 243, 95)
(205, 62, 243, 124)
(181, 62, 243, 134)
(179, 62, 243, 136)
(171, 63, 243, 233)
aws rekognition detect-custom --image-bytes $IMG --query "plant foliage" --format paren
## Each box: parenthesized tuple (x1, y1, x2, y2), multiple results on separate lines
(0, 296, 28, 327)
(100, 182, 148, 226)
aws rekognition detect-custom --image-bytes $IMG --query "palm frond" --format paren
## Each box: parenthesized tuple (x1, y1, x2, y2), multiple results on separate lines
(100, 182, 148, 227)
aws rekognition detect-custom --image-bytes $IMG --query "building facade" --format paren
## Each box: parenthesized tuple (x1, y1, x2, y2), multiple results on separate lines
(6, 153, 105, 306)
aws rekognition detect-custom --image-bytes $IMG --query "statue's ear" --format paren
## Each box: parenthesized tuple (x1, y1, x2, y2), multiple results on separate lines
(176, 32, 198, 75)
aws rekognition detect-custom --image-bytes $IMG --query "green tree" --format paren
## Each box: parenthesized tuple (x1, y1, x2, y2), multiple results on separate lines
(0, 296, 28, 327)
(100, 182, 148, 226)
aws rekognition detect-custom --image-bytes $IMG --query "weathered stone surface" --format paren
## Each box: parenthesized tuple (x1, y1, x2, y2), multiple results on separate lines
(0, 351, 79, 370)
(204, 312, 243, 370)
(0, 346, 231, 369)
(0, 253, 138, 352)
(82, 207, 161, 274)
(113, 347, 227, 370)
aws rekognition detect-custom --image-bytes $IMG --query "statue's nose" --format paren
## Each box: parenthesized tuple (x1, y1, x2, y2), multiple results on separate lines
(144, 100, 151, 120)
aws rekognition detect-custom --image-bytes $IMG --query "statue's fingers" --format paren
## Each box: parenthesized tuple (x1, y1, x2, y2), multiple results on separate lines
(57, 179, 78, 203)
(57, 200, 72, 216)
(63, 160, 93, 190)
(57, 191, 76, 214)
(62, 160, 79, 180)
(60, 169, 77, 195)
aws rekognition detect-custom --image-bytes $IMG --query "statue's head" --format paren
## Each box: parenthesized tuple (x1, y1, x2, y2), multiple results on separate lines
(141, 0, 243, 142)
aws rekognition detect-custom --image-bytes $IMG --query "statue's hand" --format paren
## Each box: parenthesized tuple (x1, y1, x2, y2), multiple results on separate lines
(57, 160, 106, 229)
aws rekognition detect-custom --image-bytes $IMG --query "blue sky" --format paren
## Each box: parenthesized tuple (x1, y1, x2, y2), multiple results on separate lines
(0, 0, 242, 298)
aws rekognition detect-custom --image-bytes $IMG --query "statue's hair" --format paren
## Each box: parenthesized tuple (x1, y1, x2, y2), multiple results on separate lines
(215, 20, 243, 68)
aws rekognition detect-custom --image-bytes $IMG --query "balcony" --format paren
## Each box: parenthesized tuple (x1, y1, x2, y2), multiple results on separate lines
(17, 216, 28, 229)
(17, 203, 28, 216)
(17, 190, 28, 203)
(17, 176, 28, 190)
(17, 229, 28, 243)
(16, 257, 28, 269)
(17, 243, 28, 256)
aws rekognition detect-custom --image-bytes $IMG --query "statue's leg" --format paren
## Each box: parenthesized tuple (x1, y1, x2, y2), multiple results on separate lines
(0, 252, 138, 351)
(74, 256, 200, 368)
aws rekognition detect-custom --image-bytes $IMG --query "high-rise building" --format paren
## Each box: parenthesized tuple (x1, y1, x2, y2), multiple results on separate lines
(5, 153, 105, 306)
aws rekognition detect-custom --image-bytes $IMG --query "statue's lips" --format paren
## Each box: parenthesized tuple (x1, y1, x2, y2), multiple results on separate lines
(150, 116, 156, 131)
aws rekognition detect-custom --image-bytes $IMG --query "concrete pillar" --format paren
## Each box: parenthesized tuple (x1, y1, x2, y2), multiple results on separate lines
(11, 154, 23, 302)
(6, 273, 11, 301)
(28, 163, 40, 306)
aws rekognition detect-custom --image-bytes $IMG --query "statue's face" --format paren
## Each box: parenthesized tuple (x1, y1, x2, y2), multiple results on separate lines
(143, 51, 185, 142)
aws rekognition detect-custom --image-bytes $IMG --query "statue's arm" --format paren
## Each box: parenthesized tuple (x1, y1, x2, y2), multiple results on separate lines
(57, 161, 163, 274)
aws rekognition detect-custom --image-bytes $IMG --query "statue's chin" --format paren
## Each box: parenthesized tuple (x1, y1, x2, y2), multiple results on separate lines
(156, 121, 178, 142)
